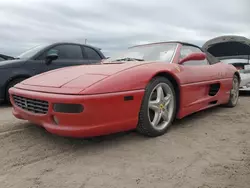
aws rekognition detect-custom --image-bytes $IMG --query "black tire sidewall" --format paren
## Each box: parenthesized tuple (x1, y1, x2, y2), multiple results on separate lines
(227, 75, 240, 107)
(137, 76, 177, 136)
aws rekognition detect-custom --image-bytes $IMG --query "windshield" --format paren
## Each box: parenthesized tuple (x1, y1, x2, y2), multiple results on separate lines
(221, 58, 249, 64)
(17, 44, 48, 59)
(103, 43, 177, 63)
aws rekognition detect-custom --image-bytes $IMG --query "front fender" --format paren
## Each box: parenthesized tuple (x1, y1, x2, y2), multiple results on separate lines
(80, 63, 181, 94)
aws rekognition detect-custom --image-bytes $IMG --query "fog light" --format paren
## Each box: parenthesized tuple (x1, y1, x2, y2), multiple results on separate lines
(53, 103, 83, 113)
(53, 115, 59, 125)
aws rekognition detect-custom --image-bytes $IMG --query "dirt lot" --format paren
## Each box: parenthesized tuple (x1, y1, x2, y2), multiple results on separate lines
(0, 92, 250, 188)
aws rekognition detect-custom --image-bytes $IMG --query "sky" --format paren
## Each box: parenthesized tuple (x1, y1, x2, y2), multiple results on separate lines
(0, 0, 249, 57)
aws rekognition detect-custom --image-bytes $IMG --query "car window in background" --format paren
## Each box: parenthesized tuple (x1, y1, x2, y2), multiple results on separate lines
(84, 47, 102, 60)
(0, 57, 4, 61)
(17, 44, 48, 59)
(103, 43, 177, 63)
(50, 44, 83, 60)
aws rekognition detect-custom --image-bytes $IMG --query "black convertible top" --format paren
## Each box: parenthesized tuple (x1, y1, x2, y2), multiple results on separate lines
(130, 41, 202, 50)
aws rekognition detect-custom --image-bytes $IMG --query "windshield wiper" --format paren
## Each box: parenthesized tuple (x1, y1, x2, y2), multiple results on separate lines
(113, 57, 144, 62)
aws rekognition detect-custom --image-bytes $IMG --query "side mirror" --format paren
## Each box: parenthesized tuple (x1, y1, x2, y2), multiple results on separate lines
(179, 52, 206, 64)
(45, 49, 59, 65)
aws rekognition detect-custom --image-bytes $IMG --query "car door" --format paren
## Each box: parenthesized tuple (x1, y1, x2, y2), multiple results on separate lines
(177, 45, 229, 110)
(178, 45, 223, 84)
(43, 44, 90, 72)
(83, 46, 103, 64)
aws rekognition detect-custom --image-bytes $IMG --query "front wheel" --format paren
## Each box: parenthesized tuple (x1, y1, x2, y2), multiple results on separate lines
(224, 75, 240, 107)
(137, 76, 177, 137)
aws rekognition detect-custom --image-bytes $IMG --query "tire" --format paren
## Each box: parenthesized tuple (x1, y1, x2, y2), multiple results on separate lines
(5, 78, 26, 104)
(224, 75, 240, 108)
(137, 76, 177, 137)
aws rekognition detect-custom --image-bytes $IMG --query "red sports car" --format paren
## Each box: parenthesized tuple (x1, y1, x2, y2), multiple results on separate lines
(9, 41, 240, 138)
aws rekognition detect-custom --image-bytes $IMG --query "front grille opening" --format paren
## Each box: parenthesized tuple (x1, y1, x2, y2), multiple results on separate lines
(12, 95, 49, 114)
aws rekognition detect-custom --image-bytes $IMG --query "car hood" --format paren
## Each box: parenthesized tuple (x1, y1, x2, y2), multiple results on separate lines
(21, 62, 152, 89)
(202, 35, 250, 60)
(0, 59, 26, 68)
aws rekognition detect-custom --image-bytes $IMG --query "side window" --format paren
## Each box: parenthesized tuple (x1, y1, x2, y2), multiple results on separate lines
(0, 57, 4, 61)
(36, 44, 84, 60)
(84, 47, 101, 60)
(180, 45, 208, 66)
(52, 44, 83, 60)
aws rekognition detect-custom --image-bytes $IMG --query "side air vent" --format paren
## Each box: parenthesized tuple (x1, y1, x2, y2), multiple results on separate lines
(208, 83, 220, 96)
(209, 100, 218, 105)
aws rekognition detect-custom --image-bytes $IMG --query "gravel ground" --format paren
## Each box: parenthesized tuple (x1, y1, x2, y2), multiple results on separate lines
(0, 92, 250, 188)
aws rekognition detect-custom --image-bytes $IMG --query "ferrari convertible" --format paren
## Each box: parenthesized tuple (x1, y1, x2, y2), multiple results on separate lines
(9, 41, 240, 138)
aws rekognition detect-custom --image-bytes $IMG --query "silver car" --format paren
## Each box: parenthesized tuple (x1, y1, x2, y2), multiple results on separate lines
(220, 58, 250, 90)
(202, 35, 250, 90)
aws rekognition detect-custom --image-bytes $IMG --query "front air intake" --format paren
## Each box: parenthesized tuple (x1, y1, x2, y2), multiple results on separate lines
(12, 95, 49, 114)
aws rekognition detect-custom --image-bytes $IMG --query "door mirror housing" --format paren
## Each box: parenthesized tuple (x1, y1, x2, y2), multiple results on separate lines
(45, 49, 59, 65)
(179, 52, 206, 64)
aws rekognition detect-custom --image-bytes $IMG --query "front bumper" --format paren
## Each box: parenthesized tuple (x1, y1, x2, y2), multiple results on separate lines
(9, 87, 144, 138)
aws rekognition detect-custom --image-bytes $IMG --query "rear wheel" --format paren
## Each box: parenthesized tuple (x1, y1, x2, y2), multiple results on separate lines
(137, 76, 176, 137)
(5, 78, 26, 104)
(225, 75, 240, 107)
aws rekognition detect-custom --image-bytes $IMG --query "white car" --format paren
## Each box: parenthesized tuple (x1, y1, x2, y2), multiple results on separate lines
(202, 35, 250, 90)
(220, 58, 250, 90)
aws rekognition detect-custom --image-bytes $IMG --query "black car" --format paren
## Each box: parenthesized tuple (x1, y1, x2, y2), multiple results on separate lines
(0, 42, 106, 103)
(0, 54, 14, 61)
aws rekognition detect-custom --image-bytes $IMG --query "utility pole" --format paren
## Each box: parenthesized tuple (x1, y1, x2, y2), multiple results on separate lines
(85, 39, 87, 44)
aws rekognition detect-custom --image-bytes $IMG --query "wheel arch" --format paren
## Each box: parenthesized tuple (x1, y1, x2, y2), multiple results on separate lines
(5, 74, 30, 98)
(234, 71, 241, 83)
(150, 71, 181, 117)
